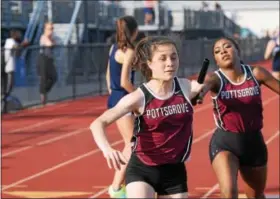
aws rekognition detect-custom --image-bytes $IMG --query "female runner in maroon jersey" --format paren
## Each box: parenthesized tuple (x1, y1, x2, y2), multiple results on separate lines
(199, 37, 280, 198)
(90, 36, 204, 198)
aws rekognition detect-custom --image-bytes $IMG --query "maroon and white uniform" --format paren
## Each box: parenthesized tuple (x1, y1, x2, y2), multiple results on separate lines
(132, 77, 194, 166)
(212, 64, 263, 133)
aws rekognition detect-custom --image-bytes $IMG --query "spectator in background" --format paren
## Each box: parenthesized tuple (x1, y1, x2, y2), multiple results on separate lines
(264, 29, 280, 80)
(200, 1, 209, 12)
(168, 9, 173, 27)
(2, 29, 29, 113)
(261, 29, 274, 40)
(143, 0, 157, 25)
(37, 22, 57, 106)
(215, 1, 222, 12)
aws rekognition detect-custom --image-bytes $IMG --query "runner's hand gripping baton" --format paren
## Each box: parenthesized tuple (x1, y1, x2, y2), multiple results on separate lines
(191, 58, 210, 106)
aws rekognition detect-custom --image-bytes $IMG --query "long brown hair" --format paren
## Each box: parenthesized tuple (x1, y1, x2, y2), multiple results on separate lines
(133, 36, 179, 81)
(116, 16, 138, 51)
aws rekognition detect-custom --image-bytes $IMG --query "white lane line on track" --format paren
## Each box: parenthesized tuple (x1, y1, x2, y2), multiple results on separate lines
(2, 100, 214, 157)
(1, 140, 123, 191)
(6, 106, 105, 134)
(3, 95, 278, 195)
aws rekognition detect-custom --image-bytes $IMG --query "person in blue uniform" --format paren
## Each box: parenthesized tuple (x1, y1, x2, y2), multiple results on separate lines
(105, 15, 139, 198)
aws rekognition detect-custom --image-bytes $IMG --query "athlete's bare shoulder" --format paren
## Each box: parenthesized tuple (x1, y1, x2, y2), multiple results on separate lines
(121, 87, 145, 109)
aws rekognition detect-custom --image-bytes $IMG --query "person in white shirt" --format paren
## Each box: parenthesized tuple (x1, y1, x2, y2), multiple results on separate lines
(2, 29, 28, 113)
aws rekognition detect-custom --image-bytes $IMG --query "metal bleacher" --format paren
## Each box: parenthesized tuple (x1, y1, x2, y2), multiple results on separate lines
(125, 2, 241, 39)
(1, 1, 33, 29)
(1, 1, 33, 45)
(1, 1, 243, 45)
(50, 0, 126, 44)
(1, 1, 243, 88)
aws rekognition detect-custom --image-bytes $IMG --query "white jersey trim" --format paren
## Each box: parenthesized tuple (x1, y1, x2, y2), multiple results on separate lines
(218, 64, 247, 86)
(211, 71, 224, 99)
(176, 77, 193, 109)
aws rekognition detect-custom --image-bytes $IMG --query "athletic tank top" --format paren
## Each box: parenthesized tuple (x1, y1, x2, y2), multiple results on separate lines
(109, 44, 135, 91)
(132, 77, 193, 166)
(212, 64, 263, 133)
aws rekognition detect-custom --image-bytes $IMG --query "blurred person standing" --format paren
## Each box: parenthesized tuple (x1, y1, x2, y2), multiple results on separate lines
(37, 22, 57, 105)
(2, 29, 29, 113)
(143, 0, 158, 25)
(214, 1, 222, 12)
(264, 29, 280, 80)
(200, 1, 209, 11)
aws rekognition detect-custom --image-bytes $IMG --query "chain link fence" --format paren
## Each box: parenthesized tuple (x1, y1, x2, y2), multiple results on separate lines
(2, 37, 269, 108)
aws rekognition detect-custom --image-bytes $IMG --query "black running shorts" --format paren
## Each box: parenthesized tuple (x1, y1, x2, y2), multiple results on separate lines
(125, 154, 188, 195)
(209, 128, 268, 167)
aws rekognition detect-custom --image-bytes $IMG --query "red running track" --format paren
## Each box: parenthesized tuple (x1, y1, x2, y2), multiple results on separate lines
(1, 60, 279, 198)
